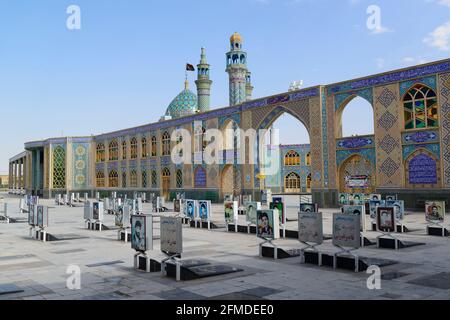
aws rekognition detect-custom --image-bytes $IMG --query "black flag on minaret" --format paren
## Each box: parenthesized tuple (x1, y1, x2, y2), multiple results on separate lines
(186, 63, 195, 71)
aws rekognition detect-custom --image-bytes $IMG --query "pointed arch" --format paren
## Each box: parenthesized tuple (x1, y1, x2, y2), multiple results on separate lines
(130, 169, 138, 188)
(109, 140, 119, 161)
(162, 167, 171, 200)
(176, 169, 183, 189)
(336, 94, 374, 138)
(402, 84, 438, 130)
(285, 172, 301, 193)
(338, 153, 375, 194)
(96, 143, 106, 163)
(162, 132, 171, 156)
(284, 150, 301, 166)
(130, 137, 138, 159)
(142, 170, 148, 188)
(108, 170, 118, 188)
(141, 137, 148, 158)
(257, 105, 310, 135)
(122, 140, 127, 160)
(96, 171, 105, 188)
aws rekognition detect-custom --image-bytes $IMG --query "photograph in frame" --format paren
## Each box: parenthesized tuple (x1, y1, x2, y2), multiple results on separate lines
(338, 193, 349, 206)
(131, 214, 151, 252)
(425, 201, 445, 222)
(386, 200, 405, 221)
(376, 207, 396, 232)
(185, 200, 196, 220)
(224, 201, 238, 224)
(270, 197, 286, 225)
(245, 202, 260, 225)
(257, 209, 280, 240)
(198, 200, 211, 222)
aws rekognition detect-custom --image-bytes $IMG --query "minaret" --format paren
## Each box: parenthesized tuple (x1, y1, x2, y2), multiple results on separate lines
(226, 32, 250, 106)
(245, 71, 253, 101)
(195, 47, 212, 113)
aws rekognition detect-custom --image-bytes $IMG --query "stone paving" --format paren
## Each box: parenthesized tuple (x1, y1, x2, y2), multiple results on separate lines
(0, 192, 449, 300)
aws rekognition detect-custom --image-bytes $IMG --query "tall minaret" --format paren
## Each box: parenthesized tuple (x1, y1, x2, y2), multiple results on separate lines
(226, 32, 250, 106)
(195, 47, 212, 113)
(245, 71, 253, 101)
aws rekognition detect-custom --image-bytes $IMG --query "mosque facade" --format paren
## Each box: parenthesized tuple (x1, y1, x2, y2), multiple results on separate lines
(8, 33, 450, 209)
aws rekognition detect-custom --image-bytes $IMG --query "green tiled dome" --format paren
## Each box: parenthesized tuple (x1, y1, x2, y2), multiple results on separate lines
(165, 81, 198, 119)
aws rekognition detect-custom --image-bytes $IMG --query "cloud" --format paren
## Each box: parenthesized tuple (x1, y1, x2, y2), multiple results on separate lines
(423, 22, 450, 51)
(438, 0, 450, 7)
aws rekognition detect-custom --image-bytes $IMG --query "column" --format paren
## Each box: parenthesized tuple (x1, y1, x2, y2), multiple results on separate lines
(23, 157, 27, 192)
(8, 162, 13, 190)
(36, 151, 41, 192)
(19, 159, 23, 191)
(14, 161, 18, 190)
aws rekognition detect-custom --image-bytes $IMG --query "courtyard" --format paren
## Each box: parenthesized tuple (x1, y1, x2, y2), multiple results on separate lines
(0, 193, 449, 300)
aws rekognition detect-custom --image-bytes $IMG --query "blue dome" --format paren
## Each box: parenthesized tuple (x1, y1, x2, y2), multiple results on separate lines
(165, 81, 198, 119)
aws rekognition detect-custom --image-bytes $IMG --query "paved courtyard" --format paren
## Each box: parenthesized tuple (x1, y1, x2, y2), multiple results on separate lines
(0, 192, 449, 300)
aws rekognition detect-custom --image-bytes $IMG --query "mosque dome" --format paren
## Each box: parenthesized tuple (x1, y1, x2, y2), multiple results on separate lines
(230, 32, 242, 43)
(165, 80, 198, 119)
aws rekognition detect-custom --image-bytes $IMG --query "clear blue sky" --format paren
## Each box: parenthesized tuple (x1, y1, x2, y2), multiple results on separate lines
(1, 0, 449, 174)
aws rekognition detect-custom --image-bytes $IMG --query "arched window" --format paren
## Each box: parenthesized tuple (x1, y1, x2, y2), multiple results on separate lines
(96, 143, 106, 163)
(162, 167, 171, 178)
(53, 146, 66, 189)
(194, 166, 207, 188)
(122, 171, 127, 188)
(96, 171, 105, 188)
(285, 172, 301, 193)
(404, 84, 438, 130)
(306, 152, 311, 166)
(109, 170, 118, 188)
(162, 168, 171, 199)
(162, 132, 171, 156)
(306, 173, 312, 193)
(122, 140, 127, 160)
(142, 170, 148, 188)
(109, 140, 119, 161)
(151, 170, 157, 188)
(176, 169, 183, 188)
(151, 136, 157, 157)
(141, 137, 148, 158)
(130, 169, 138, 188)
(130, 137, 138, 159)
(284, 150, 301, 166)
(339, 96, 374, 138)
